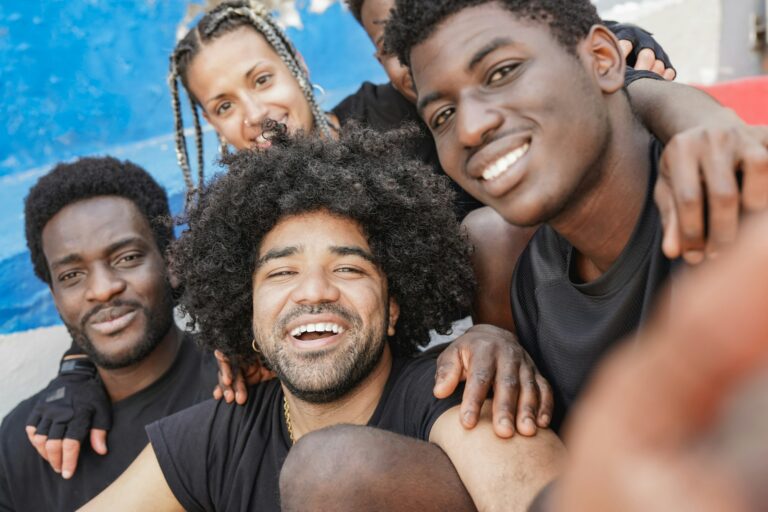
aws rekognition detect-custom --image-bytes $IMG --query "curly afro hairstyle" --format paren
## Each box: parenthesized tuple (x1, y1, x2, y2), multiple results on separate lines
(171, 125, 475, 363)
(25, 157, 172, 285)
(345, 0, 366, 23)
(385, 0, 601, 67)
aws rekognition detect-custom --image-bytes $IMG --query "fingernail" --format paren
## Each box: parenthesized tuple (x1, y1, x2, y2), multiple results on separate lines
(684, 251, 704, 264)
(499, 417, 512, 428)
(62, 470, 72, 479)
(540, 414, 550, 425)
(463, 411, 474, 424)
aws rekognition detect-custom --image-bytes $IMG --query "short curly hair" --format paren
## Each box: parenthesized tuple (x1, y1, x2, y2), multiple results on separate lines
(25, 157, 173, 285)
(172, 125, 475, 363)
(345, 0, 365, 23)
(385, 0, 601, 67)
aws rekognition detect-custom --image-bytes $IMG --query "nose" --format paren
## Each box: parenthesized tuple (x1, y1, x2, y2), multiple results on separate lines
(455, 92, 503, 149)
(289, 268, 341, 305)
(242, 93, 269, 129)
(84, 264, 127, 303)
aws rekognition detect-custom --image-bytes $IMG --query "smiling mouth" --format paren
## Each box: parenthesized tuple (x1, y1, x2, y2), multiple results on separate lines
(89, 309, 138, 336)
(288, 322, 346, 349)
(481, 142, 530, 181)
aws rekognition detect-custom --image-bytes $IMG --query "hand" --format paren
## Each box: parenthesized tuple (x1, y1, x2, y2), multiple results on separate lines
(656, 124, 768, 263)
(610, 21, 676, 80)
(434, 324, 553, 439)
(212, 349, 275, 404)
(25, 373, 111, 479)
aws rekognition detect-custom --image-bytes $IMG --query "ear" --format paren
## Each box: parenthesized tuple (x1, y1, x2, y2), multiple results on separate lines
(387, 297, 400, 337)
(580, 25, 626, 95)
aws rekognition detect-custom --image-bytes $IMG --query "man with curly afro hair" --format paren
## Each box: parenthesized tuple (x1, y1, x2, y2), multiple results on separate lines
(383, 0, 768, 434)
(0, 157, 218, 511)
(83, 127, 565, 512)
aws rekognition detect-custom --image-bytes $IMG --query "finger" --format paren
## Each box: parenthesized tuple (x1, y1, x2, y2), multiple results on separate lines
(460, 351, 496, 429)
(215, 350, 234, 387)
(515, 363, 539, 437)
(490, 356, 520, 438)
(213, 384, 223, 400)
(234, 370, 248, 405)
(618, 40, 633, 60)
(662, 142, 706, 258)
(433, 345, 463, 399)
(656, 180, 682, 259)
(740, 139, 768, 212)
(634, 48, 656, 71)
(60, 439, 81, 479)
(89, 428, 108, 456)
(45, 438, 63, 474)
(650, 59, 666, 77)
(700, 143, 740, 256)
(535, 373, 554, 428)
(663, 68, 677, 81)
(27, 427, 48, 462)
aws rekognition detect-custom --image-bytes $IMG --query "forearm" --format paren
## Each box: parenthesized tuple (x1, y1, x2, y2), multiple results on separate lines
(79, 445, 181, 511)
(628, 79, 743, 143)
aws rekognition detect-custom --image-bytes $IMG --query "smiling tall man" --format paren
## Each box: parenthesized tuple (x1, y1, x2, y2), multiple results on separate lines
(382, 0, 768, 431)
(82, 128, 564, 512)
(0, 158, 217, 511)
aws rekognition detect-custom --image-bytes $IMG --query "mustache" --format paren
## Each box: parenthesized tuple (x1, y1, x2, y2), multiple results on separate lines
(80, 299, 144, 329)
(276, 304, 359, 332)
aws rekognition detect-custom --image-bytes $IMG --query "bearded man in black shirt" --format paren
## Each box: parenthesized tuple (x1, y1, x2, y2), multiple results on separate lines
(82, 128, 565, 512)
(385, 0, 768, 430)
(0, 158, 218, 511)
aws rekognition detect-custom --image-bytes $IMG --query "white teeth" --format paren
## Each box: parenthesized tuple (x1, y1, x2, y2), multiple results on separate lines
(290, 323, 346, 337)
(481, 143, 530, 181)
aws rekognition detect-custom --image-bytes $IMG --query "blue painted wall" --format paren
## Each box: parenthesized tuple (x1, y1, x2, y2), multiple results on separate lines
(0, 0, 387, 333)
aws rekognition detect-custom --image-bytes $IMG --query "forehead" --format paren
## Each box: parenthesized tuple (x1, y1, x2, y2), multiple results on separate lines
(410, 4, 559, 84)
(42, 196, 155, 259)
(259, 211, 370, 256)
(187, 26, 282, 94)
(360, 0, 394, 37)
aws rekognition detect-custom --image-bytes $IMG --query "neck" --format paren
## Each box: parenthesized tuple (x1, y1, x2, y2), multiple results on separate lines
(283, 345, 393, 442)
(550, 101, 652, 282)
(98, 325, 183, 403)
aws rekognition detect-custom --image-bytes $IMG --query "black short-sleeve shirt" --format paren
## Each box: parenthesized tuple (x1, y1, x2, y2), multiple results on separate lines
(0, 336, 217, 512)
(511, 140, 677, 431)
(146, 355, 463, 512)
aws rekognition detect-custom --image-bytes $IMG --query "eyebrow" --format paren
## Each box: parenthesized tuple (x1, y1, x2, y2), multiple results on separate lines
(204, 63, 262, 106)
(330, 245, 376, 264)
(49, 237, 146, 270)
(467, 37, 515, 71)
(256, 246, 300, 270)
(417, 36, 516, 115)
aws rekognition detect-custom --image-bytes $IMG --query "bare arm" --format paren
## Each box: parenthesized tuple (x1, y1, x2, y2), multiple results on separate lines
(78, 444, 182, 512)
(430, 401, 565, 512)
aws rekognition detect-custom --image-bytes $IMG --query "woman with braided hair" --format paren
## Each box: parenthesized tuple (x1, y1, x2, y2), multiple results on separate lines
(168, 0, 336, 204)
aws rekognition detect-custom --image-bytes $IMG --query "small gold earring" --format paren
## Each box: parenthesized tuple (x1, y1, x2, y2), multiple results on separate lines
(251, 338, 262, 354)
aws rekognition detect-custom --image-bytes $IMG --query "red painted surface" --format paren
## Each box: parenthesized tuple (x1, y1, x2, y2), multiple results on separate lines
(696, 76, 768, 125)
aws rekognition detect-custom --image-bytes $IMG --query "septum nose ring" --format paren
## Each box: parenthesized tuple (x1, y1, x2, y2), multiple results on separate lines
(244, 118, 251, 126)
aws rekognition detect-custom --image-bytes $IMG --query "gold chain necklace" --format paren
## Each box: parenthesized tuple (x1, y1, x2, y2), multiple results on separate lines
(283, 396, 295, 445)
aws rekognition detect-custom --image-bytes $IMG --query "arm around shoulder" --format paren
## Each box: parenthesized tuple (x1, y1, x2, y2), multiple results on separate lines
(78, 444, 182, 512)
(429, 401, 565, 512)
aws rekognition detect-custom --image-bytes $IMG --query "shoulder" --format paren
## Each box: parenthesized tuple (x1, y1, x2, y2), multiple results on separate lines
(332, 81, 416, 128)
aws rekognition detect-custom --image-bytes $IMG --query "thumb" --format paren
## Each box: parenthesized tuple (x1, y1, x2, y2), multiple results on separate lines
(90, 428, 108, 455)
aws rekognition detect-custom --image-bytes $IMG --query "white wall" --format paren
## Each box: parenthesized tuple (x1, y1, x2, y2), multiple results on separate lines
(0, 326, 72, 420)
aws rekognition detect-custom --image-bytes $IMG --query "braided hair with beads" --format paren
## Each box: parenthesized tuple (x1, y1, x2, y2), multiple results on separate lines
(168, 0, 333, 207)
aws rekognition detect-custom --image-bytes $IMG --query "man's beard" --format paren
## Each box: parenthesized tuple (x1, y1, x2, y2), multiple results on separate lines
(64, 293, 175, 370)
(255, 304, 387, 404)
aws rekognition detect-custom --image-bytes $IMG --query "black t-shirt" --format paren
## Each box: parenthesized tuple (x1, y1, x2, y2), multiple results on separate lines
(511, 140, 676, 431)
(147, 355, 463, 512)
(332, 81, 483, 220)
(0, 336, 218, 512)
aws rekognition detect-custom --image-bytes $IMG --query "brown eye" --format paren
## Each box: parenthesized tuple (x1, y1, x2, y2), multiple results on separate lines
(432, 107, 455, 130)
(215, 101, 233, 116)
(254, 74, 272, 87)
(488, 63, 519, 84)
